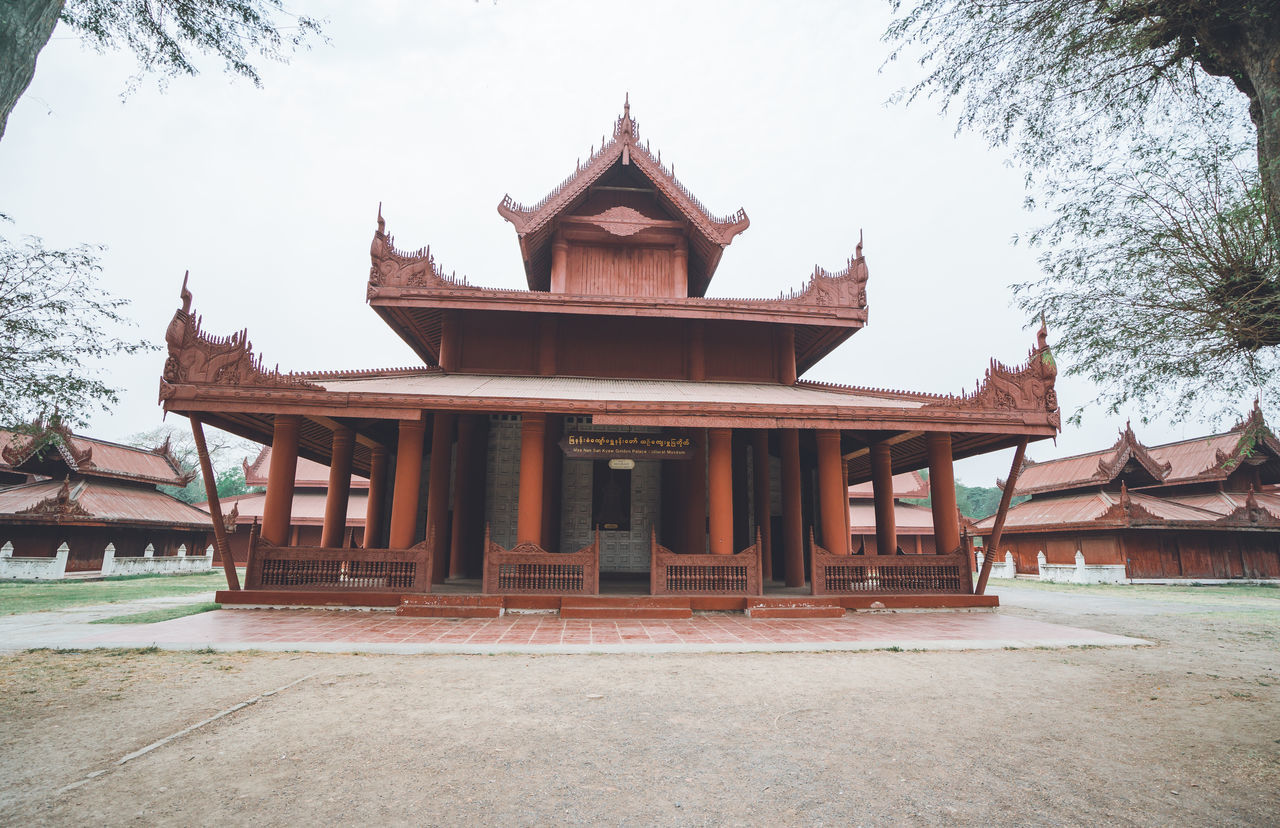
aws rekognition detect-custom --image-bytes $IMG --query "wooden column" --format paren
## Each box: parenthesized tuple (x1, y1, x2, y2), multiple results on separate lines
(388, 418, 426, 549)
(438, 312, 460, 372)
(427, 412, 455, 582)
(688, 323, 706, 381)
(927, 432, 961, 555)
(363, 445, 388, 548)
(550, 233, 568, 293)
(780, 327, 797, 385)
(684, 429, 707, 554)
(320, 425, 355, 548)
(516, 413, 546, 546)
(816, 429, 849, 555)
(448, 415, 478, 579)
(780, 428, 805, 586)
(870, 441, 897, 556)
(464, 416, 490, 576)
(261, 415, 300, 546)
(752, 429, 773, 581)
(708, 428, 734, 555)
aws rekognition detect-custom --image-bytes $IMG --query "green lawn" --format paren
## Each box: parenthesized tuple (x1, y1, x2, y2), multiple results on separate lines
(0, 571, 236, 616)
(88, 602, 222, 625)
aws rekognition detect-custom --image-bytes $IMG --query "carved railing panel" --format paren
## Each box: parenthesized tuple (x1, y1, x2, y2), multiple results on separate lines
(809, 529, 967, 595)
(245, 528, 431, 592)
(481, 527, 600, 595)
(649, 529, 763, 595)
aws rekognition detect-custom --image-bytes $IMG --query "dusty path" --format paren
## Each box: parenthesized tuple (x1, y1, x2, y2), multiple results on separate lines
(1, 587, 1276, 826)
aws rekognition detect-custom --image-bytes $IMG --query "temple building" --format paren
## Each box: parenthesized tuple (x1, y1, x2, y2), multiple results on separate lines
(847, 472, 943, 555)
(973, 406, 1280, 581)
(0, 419, 215, 577)
(159, 99, 1060, 614)
(201, 447, 369, 564)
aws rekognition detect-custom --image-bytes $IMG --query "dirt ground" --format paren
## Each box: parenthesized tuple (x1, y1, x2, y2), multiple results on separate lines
(1, 589, 1277, 826)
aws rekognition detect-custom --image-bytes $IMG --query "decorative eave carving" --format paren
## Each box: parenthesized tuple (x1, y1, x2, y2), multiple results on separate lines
(779, 235, 870, 310)
(924, 320, 1060, 428)
(223, 502, 240, 533)
(1, 416, 94, 471)
(1094, 420, 1171, 483)
(149, 434, 198, 486)
(1216, 399, 1280, 474)
(161, 273, 322, 398)
(1098, 482, 1163, 525)
(17, 477, 93, 519)
(366, 207, 478, 298)
(496, 95, 749, 246)
(1218, 485, 1280, 526)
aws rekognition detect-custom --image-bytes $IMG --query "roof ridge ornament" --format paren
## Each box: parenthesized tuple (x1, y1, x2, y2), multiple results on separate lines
(1095, 419, 1171, 482)
(160, 274, 322, 398)
(17, 476, 94, 518)
(923, 322, 1060, 427)
(367, 209, 477, 297)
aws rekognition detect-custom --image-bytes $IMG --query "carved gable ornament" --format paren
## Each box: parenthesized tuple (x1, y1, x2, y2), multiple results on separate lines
(583, 205, 659, 238)
(366, 208, 478, 295)
(161, 274, 322, 395)
(925, 320, 1060, 426)
(17, 477, 93, 519)
(2, 417, 94, 472)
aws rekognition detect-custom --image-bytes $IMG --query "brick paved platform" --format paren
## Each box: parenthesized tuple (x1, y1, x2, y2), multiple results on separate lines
(68, 608, 1148, 654)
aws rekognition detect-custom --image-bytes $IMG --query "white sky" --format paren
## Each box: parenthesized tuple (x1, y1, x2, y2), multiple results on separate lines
(0, 0, 1256, 485)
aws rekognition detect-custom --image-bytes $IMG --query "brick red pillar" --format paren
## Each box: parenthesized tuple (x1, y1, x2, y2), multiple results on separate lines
(261, 415, 300, 546)
(927, 432, 961, 555)
(426, 412, 455, 582)
(752, 429, 773, 581)
(816, 430, 849, 555)
(516, 414, 546, 546)
(388, 418, 426, 549)
(708, 428, 733, 555)
(870, 441, 897, 556)
(684, 429, 707, 554)
(363, 445, 388, 548)
(320, 424, 354, 548)
(780, 428, 804, 586)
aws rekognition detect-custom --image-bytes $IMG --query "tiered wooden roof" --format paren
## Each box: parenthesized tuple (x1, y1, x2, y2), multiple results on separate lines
(497, 95, 749, 296)
(0, 420, 212, 531)
(974, 405, 1280, 533)
(242, 446, 369, 490)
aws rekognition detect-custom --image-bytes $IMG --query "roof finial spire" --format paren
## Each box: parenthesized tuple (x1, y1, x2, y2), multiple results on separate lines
(377, 202, 385, 235)
(624, 91, 630, 118)
(856, 228, 864, 259)
(179, 271, 192, 315)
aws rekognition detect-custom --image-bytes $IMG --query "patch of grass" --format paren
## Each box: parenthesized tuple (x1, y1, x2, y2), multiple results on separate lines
(89, 603, 220, 625)
(0, 570, 238, 616)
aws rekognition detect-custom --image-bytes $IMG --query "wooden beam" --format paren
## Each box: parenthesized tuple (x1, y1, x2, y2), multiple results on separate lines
(308, 415, 386, 451)
(190, 415, 240, 591)
(975, 438, 1029, 595)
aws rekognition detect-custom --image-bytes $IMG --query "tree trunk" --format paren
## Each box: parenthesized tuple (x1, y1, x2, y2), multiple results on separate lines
(1244, 49, 1280, 238)
(0, 0, 64, 141)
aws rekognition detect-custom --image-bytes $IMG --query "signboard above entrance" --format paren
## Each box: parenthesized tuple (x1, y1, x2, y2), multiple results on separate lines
(561, 432, 693, 460)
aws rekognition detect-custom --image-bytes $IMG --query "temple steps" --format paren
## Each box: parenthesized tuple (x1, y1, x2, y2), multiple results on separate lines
(560, 596, 693, 620)
(397, 594, 504, 618)
(744, 598, 847, 619)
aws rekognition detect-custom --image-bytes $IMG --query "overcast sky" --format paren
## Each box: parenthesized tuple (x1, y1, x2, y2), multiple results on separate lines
(0, 0, 1256, 485)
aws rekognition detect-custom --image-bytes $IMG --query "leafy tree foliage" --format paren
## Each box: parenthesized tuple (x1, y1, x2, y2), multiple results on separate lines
(902, 471, 1028, 519)
(886, 0, 1280, 419)
(1, 0, 324, 139)
(0, 230, 152, 429)
(129, 424, 261, 504)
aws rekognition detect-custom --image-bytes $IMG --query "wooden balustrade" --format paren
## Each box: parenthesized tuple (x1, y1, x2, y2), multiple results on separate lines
(649, 528, 763, 595)
(481, 526, 600, 595)
(809, 528, 968, 595)
(244, 523, 432, 592)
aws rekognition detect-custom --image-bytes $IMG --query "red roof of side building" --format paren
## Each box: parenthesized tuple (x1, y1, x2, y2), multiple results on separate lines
(0, 423, 193, 488)
(1002, 422, 1171, 496)
(848, 500, 936, 535)
(971, 484, 1267, 533)
(848, 470, 929, 500)
(0, 477, 213, 529)
(243, 446, 370, 490)
(207, 490, 368, 526)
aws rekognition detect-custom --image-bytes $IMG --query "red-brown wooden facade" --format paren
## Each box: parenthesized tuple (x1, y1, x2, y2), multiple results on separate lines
(158, 99, 1061, 607)
(974, 407, 1280, 579)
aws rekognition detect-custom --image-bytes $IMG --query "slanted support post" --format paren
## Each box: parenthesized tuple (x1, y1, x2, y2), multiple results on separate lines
(190, 414, 239, 590)
(976, 438, 1029, 595)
